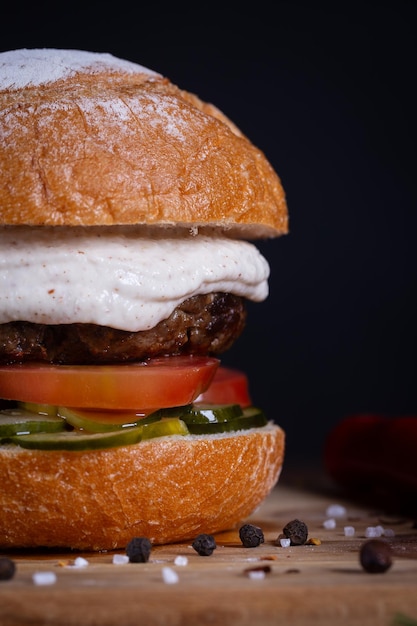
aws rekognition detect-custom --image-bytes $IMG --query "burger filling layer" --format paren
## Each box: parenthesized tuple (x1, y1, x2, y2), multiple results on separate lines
(0, 293, 245, 364)
(0, 226, 269, 330)
(0, 226, 269, 364)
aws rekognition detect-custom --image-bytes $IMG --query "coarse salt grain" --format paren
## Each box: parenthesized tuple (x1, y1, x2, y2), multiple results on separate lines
(32, 571, 57, 586)
(325, 504, 347, 518)
(162, 567, 179, 584)
(279, 538, 291, 548)
(323, 518, 336, 530)
(248, 570, 266, 580)
(72, 557, 89, 568)
(344, 526, 355, 537)
(365, 526, 384, 538)
(113, 554, 129, 565)
(383, 528, 395, 537)
(174, 555, 188, 566)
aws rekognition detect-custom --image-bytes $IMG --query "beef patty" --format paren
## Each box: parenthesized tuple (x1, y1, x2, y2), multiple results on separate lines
(0, 293, 246, 365)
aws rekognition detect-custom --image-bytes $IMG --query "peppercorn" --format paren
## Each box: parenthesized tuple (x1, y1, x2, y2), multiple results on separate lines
(239, 523, 264, 548)
(0, 556, 16, 581)
(192, 533, 217, 556)
(281, 519, 308, 545)
(359, 539, 392, 573)
(126, 537, 152, 563)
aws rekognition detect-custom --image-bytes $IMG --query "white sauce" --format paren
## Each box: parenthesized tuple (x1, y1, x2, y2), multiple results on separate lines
(0, 227, 270, 331)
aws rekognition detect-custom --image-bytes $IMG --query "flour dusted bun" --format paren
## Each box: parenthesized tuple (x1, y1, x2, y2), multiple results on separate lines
(0, 423, 284, 551)
(0, 49, 288, 238)
(0, 49, 287, 552)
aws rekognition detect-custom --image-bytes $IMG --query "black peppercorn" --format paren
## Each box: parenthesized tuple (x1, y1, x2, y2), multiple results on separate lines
(0, 557, 16, 581)
(359, 539, 392, 573)
(192, 533, 217, 556)
(126, 537, 152, 563)
(239, 524, 264, 548)
(281, 519, 308, 545)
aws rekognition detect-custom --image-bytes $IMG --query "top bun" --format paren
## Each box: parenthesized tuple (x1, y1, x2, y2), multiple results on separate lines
(0, 49, 288, 238)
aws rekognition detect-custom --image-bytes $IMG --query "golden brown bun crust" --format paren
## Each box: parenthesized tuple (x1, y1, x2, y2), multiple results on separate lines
(0, 50, 288, 238)
(0, 424, 284, 550)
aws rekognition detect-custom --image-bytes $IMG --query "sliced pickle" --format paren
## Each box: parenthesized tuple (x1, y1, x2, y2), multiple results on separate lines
(9, 426, 144, 451)
(18, 402, 58, 417)
(8, 418, 190, 450)
(140, 418, 189, 440)
(0, 408, 65, 439)
(186, 406, 267, 434)
(57, 407, 162, 433)
(179, 403, 243, 424)
(151, 405, 192, 419)
(2, 402, 266, 449)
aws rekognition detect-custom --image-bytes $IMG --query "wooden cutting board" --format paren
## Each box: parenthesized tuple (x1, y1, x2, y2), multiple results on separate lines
(1, 475, 416, 626)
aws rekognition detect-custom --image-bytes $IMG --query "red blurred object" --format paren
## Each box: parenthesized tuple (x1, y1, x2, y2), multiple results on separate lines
(323, 414, 417, 513)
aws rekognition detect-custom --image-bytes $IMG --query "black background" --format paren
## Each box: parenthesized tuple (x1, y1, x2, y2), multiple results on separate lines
(2, 1, 416, 470)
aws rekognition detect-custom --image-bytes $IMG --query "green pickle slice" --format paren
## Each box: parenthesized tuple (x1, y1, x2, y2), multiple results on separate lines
(185, 406, 267, 434)
(57, 406, 162, 432)
(0, 408, 65, 439)
(10, 427, 144, 451)
(1, 401, 267, 450)
(179, 403, 243, 424)
(141, 418, 189, 440)
(19, 402, 58, 417)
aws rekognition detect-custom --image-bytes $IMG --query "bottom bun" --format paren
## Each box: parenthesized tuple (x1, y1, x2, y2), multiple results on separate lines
(0, 423, 285, 551)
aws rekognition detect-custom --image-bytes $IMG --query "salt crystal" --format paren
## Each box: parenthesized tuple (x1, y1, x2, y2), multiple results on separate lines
(323, 518, 336, 530)
(365, 526, 384, 538)
(325, 504, 347, 518)
(32, 571, 57, 586)
(248, 570, 265, 580)
(344, 526, 355, 537)
(113, 554, 129, 565)
(72, 557, 89, 568)
(279, 538, 291, 548)
(383, 528, 395, 537)
(174, 555, 188, 566)
(162, 567, 179, 584)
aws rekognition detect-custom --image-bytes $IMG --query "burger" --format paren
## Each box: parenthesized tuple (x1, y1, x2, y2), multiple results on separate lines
(0, 48, 288, 550)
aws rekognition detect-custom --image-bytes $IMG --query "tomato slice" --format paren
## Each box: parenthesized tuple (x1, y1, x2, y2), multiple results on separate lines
(195, 367, 252, 407)
(0, 356, 219, 410)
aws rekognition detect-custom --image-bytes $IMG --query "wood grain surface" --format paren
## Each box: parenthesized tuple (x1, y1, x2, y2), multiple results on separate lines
(1, 475, 416, 626)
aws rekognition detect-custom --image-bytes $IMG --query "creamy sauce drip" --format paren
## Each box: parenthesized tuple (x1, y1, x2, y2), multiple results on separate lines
(0, 227, 270, 331)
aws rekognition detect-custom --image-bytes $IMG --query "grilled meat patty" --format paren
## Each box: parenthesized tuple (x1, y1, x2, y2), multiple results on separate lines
(0, 293, 246, 365)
